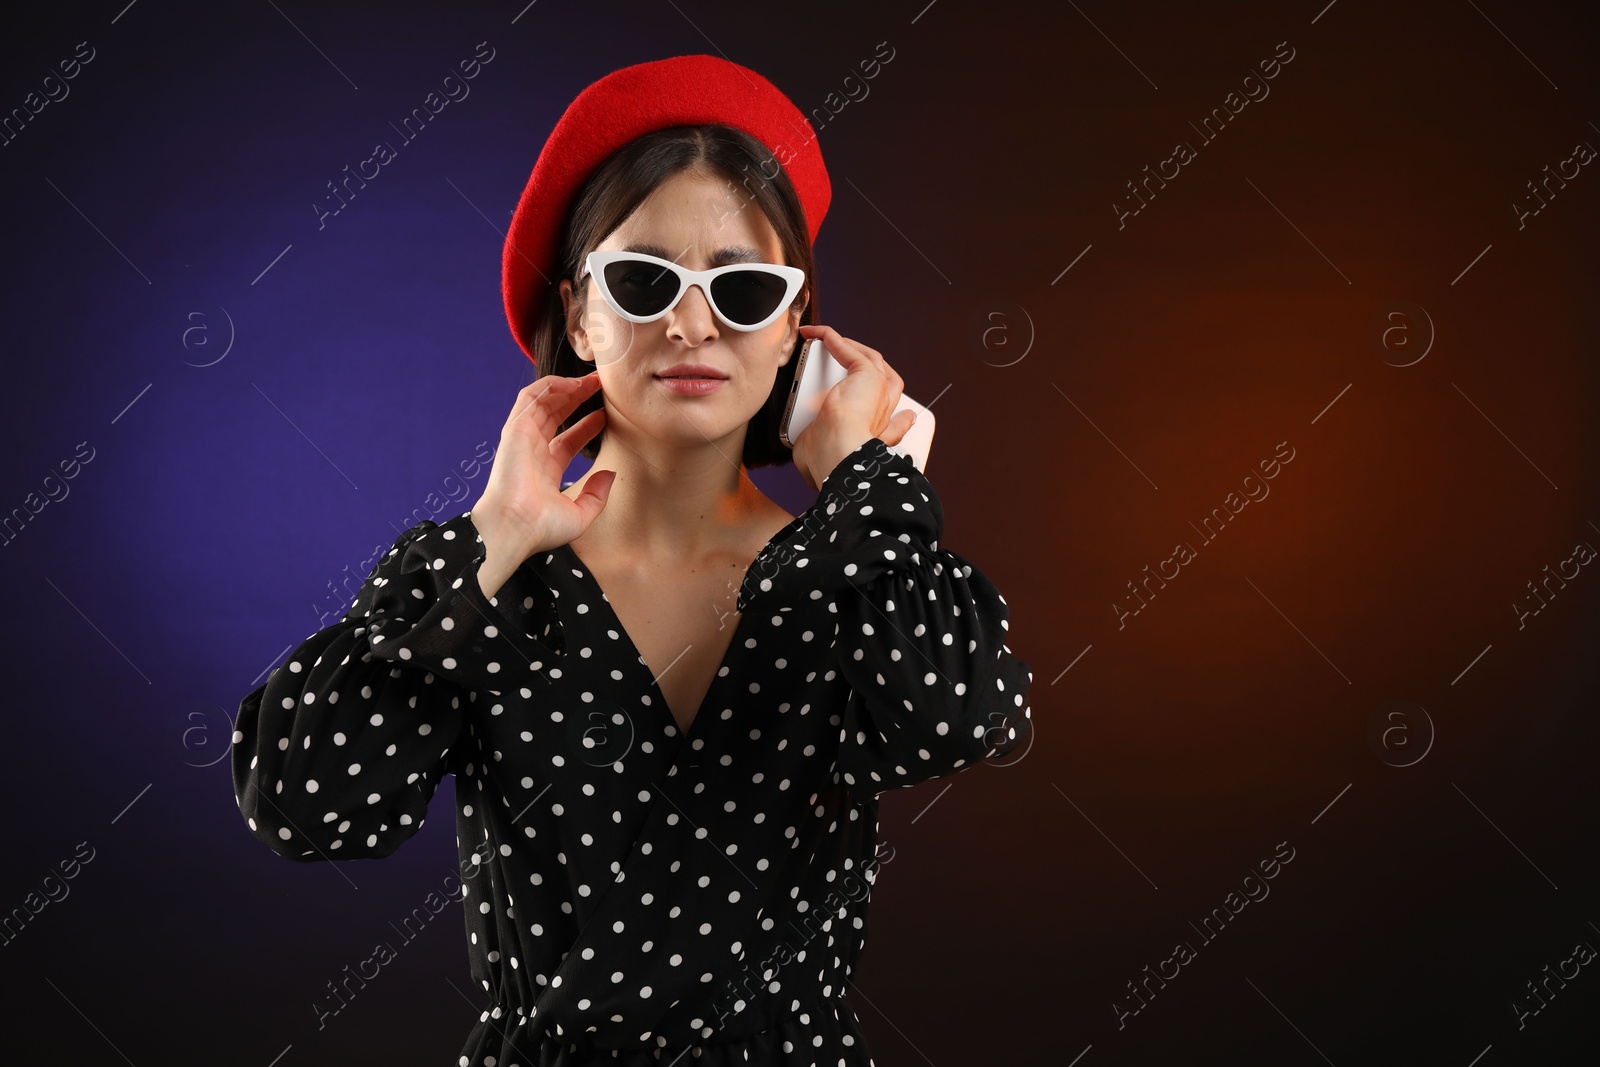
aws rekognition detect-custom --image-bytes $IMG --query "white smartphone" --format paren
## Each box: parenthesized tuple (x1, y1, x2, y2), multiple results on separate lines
(778, 338, 935, 472)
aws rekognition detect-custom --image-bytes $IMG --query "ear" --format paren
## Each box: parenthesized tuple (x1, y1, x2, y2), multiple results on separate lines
(776, 292, 808, 367)
(561, 277, 595, 363)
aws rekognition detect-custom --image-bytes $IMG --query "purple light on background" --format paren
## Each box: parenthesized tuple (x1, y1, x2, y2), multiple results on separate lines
(4, 0, 1600, 1064)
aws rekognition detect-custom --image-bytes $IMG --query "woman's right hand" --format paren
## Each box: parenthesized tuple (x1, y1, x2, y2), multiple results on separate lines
(469, 370, 615, 598)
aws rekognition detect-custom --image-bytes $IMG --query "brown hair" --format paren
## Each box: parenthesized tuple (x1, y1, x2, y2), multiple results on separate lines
(526, 123, 819, 469)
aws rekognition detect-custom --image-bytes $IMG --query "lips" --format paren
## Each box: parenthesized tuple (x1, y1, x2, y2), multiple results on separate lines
(654, 363, 728, 379)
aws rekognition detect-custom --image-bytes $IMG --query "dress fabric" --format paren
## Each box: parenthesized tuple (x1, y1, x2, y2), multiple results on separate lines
(232, 436, 1035, 1066)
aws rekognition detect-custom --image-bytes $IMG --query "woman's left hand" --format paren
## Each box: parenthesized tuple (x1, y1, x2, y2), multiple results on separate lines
(789, 324, 920, 492)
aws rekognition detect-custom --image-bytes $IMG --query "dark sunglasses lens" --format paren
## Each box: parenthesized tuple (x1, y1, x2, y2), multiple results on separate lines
(709, 269, 788, 325)
(601, 259, 681, 316)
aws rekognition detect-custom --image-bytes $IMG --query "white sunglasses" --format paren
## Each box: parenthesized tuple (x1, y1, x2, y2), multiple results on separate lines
(582, 250, 806, 333)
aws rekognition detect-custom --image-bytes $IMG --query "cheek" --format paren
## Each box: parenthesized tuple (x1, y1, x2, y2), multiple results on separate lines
(739, 352, 782, 402)
(585, 311, 640, 366)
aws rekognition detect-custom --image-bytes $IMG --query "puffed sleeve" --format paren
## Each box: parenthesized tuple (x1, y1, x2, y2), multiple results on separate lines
(231, 513, 563, 861)
(766, 437, 1034, 804)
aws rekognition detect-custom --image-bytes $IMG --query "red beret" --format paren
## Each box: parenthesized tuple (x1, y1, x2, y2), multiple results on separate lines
(500, 54, 832, 364)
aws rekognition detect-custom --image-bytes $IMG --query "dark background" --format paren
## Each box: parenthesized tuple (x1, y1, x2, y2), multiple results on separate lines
(3, 0, 1598, 1063)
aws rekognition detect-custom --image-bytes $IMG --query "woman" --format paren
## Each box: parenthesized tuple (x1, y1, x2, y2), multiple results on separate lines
(232, 55, 1034, 1066)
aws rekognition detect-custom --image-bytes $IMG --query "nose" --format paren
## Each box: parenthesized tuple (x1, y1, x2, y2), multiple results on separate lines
(666, 281, 718, 345)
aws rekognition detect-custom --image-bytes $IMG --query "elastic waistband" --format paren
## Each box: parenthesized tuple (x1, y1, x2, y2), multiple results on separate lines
(485, 991, 849, 1053)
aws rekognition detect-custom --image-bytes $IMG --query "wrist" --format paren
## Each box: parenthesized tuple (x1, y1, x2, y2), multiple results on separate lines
(476, 553, 519, 602)
(812, 427, 877, 486)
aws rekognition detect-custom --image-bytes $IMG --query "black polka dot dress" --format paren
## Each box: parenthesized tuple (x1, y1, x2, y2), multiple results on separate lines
(233, 437, 1035, 1065)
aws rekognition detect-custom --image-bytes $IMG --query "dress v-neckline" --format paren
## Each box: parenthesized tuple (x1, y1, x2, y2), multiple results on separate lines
(556, 509, 810, 745)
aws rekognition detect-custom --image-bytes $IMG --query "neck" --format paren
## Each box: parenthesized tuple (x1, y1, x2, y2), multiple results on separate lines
(567, 425, 767, 559)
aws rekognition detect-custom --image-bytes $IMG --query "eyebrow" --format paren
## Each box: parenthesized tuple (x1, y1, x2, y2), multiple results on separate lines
(622, 242, 767, 266)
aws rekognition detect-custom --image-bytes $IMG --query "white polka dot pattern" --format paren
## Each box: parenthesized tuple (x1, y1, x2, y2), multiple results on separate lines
(232, 436, 1034, 1065)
